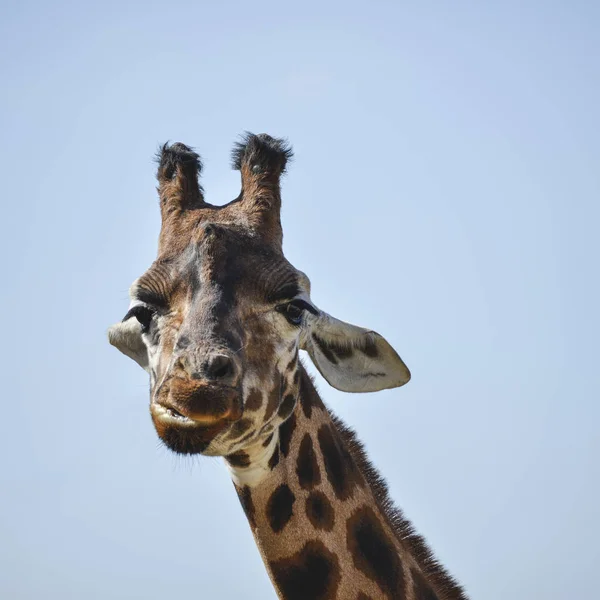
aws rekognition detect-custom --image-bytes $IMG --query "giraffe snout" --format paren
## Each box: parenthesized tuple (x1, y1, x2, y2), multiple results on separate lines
(197, 353, 238, 385)
(161, 377, 242, 424)
(174, 351, 241, 388)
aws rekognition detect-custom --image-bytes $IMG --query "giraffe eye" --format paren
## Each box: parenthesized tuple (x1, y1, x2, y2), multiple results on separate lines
(123, 305, 155, 334)
(285, 303, 304, 325)
(279, 300, 313, 326)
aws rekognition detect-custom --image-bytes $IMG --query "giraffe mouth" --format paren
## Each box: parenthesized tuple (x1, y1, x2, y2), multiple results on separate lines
(150, 401, 235, 455)
(149, 382, 243, 454)
(151, 402, 205, 426)
(164, 406, 189, 421)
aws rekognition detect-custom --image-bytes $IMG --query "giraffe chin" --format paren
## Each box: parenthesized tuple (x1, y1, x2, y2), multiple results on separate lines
(150, 406, 232, 454)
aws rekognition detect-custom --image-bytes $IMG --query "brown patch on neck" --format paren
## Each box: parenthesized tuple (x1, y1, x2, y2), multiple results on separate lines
(264, 376, 282, 421)
(299, 367, 321, 419)
(269, 540, 341, 600)
(317, 423, 364, 500)
(226, 450, 251, 468)
(268, 445, 280, 470)
(295, 433, 321, 490)
(347, 505, 405, 598)
(278, 410, 297, 457)
(305, 491, 335, 531)
(235, 485, 256, 530)
(266, 484, 296, 533)
(331, 414, 469, 599)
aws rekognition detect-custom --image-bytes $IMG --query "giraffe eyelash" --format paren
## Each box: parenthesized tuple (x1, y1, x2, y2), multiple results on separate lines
(123, 305, 156, 334)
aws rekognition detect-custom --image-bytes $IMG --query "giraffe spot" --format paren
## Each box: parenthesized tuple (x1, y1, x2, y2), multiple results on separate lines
(262, 432, 274, 448)
(411, 568, 439, 600)
(318, 424, 360, 500)
(279, 411, 296, 457)
(300, 369, 319, 419)
(227, 418, 252, 439)
(266, 484, 296, 533)
(357, 594, 374, 600)
(226, 450, 251, 468)
(312, 334, 338, 364)
(268, 445, 280, 470)
(278, 394, 296, 420)
(264, 378, 281, 421)
(269, 540, 341, 600)
(346, 506, 404, 598)
(293, 369, 300, 385)
(285, 355, 297, 372)
(305, 491, 334, 532)
(245, 388, 263, 411)
(296, 433, 321, 490)
(236, 485, 256, 529)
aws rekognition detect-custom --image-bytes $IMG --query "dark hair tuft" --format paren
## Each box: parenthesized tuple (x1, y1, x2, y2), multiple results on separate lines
(156, 142, 203, 182)
(231, 132, 293, 175)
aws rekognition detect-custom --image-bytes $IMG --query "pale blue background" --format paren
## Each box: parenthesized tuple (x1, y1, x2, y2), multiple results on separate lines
(1, 1, 598, 598)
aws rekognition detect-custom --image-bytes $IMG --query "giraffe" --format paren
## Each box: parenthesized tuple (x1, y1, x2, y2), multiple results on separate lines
(108, 133, 468, 600)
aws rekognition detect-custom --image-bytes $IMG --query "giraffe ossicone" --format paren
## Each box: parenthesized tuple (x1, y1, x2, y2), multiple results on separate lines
(108, 133, 468, 600)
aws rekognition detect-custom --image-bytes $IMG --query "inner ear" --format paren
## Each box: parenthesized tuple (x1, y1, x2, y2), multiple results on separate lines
(108, 319, 149, 371)
(300, 311, 410, 393)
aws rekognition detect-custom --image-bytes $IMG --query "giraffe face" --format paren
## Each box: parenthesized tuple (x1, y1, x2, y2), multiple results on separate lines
(108, 134, 410, 456)
(114, 227, 313, 456)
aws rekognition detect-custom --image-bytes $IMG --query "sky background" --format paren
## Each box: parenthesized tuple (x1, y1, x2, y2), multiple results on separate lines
(1, 1, 599, 598)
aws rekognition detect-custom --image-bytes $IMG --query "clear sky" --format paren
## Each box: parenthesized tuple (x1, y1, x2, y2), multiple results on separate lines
(1, 1, 598, 598)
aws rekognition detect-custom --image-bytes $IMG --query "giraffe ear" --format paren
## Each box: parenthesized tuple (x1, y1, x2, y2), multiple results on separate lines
(300, 310, 411, 393)
(108, 318, 149, 371)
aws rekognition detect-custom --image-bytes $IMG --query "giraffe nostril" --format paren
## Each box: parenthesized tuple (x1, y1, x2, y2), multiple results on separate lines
(205, 354, 235, 381)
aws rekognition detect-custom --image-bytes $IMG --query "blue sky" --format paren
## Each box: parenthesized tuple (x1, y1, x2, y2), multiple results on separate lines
(1, 1, 598, 598)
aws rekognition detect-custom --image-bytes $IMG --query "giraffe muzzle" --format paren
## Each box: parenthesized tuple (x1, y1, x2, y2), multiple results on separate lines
(152, 377, 242, 426)
(150, 378, 243, 454)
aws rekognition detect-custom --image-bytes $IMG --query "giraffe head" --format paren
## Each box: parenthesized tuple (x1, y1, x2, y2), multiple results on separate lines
(108, 134, 410, 457)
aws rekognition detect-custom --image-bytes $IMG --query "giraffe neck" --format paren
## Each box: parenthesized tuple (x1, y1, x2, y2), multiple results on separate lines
(228, 366, 467, 600)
